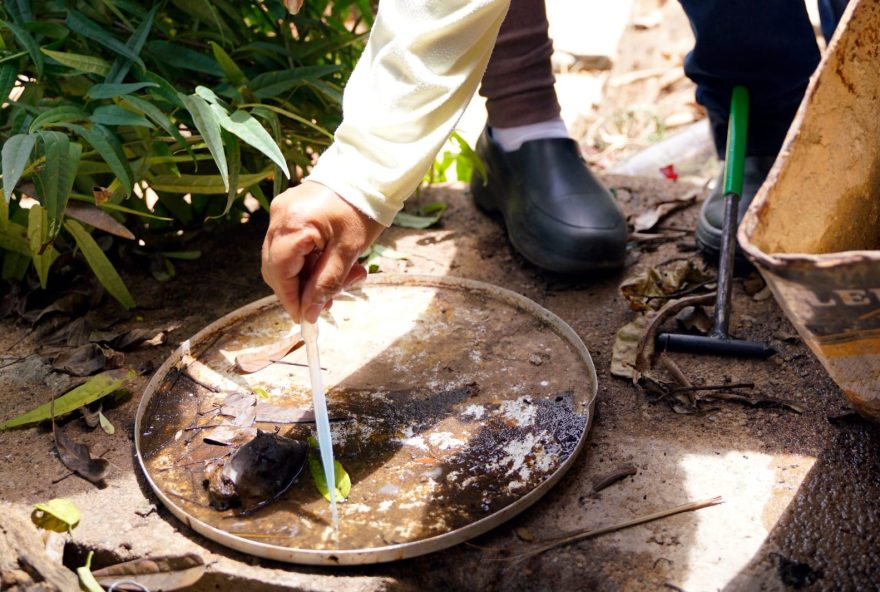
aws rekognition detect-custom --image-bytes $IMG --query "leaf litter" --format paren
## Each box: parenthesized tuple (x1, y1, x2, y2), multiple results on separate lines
(613, 261, 803, 415)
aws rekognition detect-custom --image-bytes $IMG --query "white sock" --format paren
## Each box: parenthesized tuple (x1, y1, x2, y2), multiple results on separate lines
(490, 118, 570, 152)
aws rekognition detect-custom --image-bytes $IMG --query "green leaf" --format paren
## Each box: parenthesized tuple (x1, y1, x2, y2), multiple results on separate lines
(28, 106, 87, 133)
(105, 4, 158, 84)
(90, 104, 154, 128)
(211, 105, 289, 178)
(180, 93, 228, 191)
(1, 133, 36, 202)
(119, 95, 193, 160)
(40, 49, 110, 76)
(0, 222, 30, 255)
(148, 170, 271, 194)
(66, 11, 146, 71)
(64, 219, 136, 310)
(162, 250, 201, 260)
(27, 204, 57, 288)
(86, 81, 158, 100)
(215, 132, 239, 218)
(0, 64, 18, 107)
(98, 410, 115, 435)
(78, 552, 104, 592)
(0, 19, 43, 77)
(32, 499, 80, 533)
(210, 41, 246, 86)
(393, 203, 448, 229)
(253, 387, 270, 400)
(307, 440, 351, 503)
(36, 130, 70, 235)
(147, 41, 223, 76)
(63, 123, 133, 197)
(0, 369, 135, 429)
(249, 65, 340, 99)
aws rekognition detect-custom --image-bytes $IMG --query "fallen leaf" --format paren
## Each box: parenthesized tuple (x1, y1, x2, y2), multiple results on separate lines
(219, 392, 257, 418)
(253, 387, 270, 400)
(515, 527, 535, 542)
(90, 327, 164, 351)
(54, 420, 110, 484)
(52, 344, 106, 376)
(359, 244, 410, 273)
(235, 332, 303, 373)
(31, 498, 81, 533)
(1, 369, 135, 430)
(675, 306, 713, 334)
(41, 317, 91, 347)
(77, 551, 104, 592)
(620, 260, 713, 312)
(630, 192, 697, 232)
(592, 465, 638, 492)
(307, 436, 351, 503)
(92, 553, 206, 592)
(65, 202, 135, 240)
(203, 425, 256, 447)
(611, 314, 653, 379)
(98, 410, 115, 435)
(254, 403, 317, 424)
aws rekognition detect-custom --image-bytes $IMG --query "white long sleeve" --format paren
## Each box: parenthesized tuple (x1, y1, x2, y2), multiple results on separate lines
(305, 0, 510, 226)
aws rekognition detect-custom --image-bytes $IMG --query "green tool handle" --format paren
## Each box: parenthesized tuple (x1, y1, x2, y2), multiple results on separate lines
(723, 86, 750, 195)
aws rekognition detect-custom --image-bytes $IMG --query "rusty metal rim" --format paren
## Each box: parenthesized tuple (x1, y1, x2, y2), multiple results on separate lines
(135, 274, 597, 565)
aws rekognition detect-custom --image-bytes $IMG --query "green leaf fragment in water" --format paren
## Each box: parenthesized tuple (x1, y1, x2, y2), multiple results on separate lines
(307, 436, 351, 503)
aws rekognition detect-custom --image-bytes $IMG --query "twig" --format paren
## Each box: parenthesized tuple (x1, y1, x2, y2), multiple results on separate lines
(592, 465, 638, 492)
(658, 353, 690, 388)
(670, 383, 754, 395)
(495, 496, 723, 563)
(634, 293, 716, 380)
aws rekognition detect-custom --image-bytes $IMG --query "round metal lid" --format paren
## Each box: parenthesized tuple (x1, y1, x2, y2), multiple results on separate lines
(135, 274, 597, 565)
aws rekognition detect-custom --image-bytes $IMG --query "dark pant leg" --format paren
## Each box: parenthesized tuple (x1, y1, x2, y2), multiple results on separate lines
(479, 0, 559, 128)
(819, 0, 849, 42)
(678, 0, 822, 157)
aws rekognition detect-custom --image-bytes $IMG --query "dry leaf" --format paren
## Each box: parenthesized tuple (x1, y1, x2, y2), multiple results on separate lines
(630, 193, 697, 232)
(92, 553, 206, 591)
(65, 203, 135, 240)
(92, 186, 112, 204)
(620, 260, 712, 312)
(515, 527, 535, 542)
(52, 344, 106, 376)
(611, 314, 652, 379)
(54, 424, 110, 484)
(235, 332, 303, 373)
(254, 403, 316, 424)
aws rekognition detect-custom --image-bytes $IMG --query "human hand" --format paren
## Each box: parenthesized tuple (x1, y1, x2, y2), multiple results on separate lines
(261, 181, 385, 323)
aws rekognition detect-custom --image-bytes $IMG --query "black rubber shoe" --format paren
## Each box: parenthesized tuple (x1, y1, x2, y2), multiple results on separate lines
(695, 155, 776, 261)
(470, 129, 627, 274)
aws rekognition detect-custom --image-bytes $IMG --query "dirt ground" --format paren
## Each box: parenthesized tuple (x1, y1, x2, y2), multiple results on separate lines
(3, 1, 880, 591)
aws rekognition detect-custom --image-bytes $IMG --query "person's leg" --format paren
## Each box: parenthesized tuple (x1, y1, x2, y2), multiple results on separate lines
(818, 0, 849, 43)
(680, 0, 821, 159)
(679, 0, 823, 258)
(471, 0, 627, 273)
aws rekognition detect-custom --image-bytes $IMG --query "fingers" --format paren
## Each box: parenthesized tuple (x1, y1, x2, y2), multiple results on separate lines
(262, 223, 321, 322)
(300, 244, 361, 323)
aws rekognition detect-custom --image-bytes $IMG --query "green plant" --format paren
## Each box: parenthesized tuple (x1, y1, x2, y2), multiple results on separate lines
(0, 0, 370, 307)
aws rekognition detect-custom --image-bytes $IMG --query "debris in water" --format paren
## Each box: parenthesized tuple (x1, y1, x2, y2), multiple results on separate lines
(205, 430, 308, 513)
